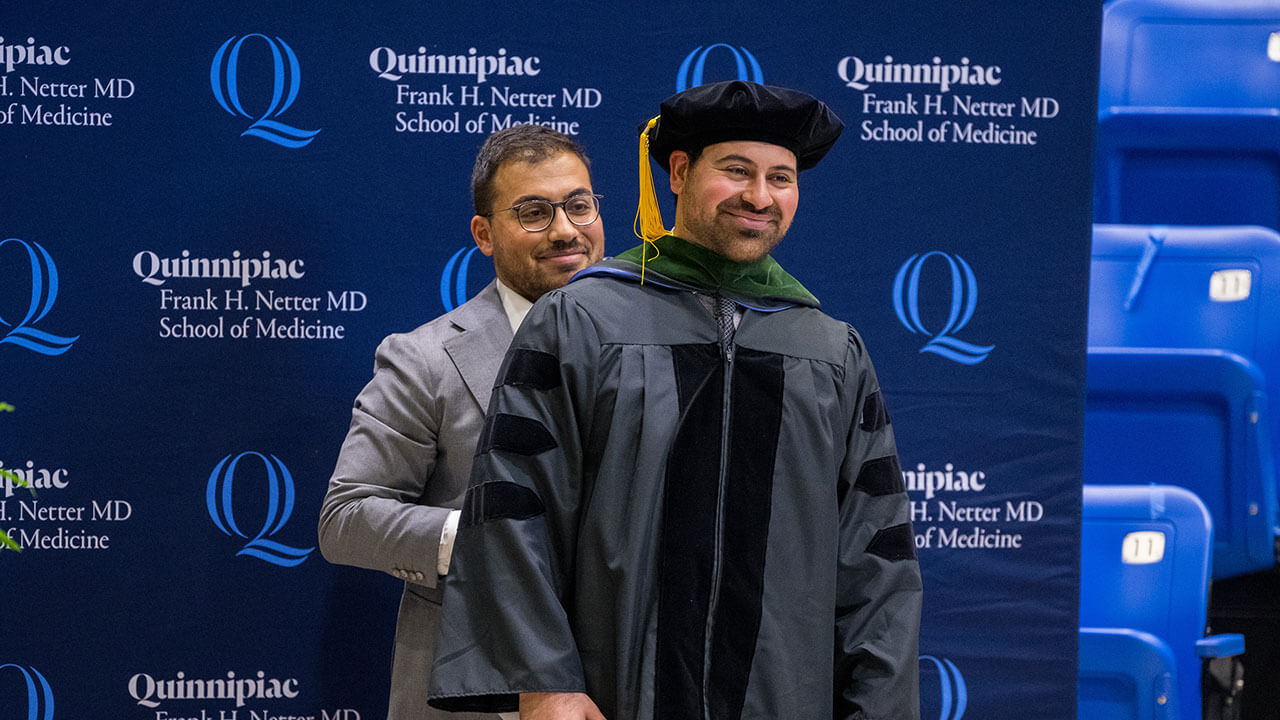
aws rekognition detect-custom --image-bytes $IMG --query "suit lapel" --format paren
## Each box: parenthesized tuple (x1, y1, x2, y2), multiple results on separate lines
(442, 280, 512, 413)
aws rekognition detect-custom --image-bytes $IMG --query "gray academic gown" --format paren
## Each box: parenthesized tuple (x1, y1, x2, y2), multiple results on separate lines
(428, 267, 922, 720)
(319, 280, 509, 720)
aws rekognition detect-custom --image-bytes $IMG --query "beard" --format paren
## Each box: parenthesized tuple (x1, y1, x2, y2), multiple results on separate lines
(492, 238, 595, 301)
(682, 198, 789, 263)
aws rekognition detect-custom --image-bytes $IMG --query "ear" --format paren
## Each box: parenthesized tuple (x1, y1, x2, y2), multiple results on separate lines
(668, 150, 691, 195)
(471, 215, 495, 257)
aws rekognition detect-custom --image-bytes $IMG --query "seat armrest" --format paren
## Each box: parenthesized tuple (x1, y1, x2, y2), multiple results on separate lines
(1195, 633, 1245, 658)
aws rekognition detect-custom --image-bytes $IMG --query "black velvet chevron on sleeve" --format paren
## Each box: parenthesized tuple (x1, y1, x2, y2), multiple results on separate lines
(459, 481, 546, 529)
(474, 413, 558, 457)
(853, 454, 905, 497)
(865, 522, 917, 562)
(859, 391, 891, 432)
(496, 348, 562, 391)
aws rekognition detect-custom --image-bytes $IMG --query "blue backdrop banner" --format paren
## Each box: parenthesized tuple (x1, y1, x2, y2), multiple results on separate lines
(1, 2, 1099, 718)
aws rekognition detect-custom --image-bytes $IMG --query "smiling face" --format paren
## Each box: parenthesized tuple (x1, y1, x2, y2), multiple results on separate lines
(668, 140, 799, 263)
(471, 151, 605, 301)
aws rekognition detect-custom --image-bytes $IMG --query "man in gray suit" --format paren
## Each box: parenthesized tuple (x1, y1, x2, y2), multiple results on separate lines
(318, 125, 605, 720)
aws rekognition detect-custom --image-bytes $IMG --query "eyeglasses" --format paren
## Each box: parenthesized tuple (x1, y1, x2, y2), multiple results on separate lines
(488, 194, 602, 232)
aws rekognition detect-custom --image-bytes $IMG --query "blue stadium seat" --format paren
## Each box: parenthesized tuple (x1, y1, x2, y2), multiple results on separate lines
(1084, 348, 1277, 578)
(1089, 224, 1280, 576)
(1094, 111, 1280, 230)
(1100, 0, 1280, 111)
(1078, 485, 1245, 718)
(1096, 0, 1280, 229)
(1079, 627, 1181, 720)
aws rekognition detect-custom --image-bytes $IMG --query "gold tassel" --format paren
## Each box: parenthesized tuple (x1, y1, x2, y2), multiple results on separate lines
(633, 115, 666, 283)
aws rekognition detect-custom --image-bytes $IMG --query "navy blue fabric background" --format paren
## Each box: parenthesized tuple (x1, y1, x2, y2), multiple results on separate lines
(1, 2, 1099, 718)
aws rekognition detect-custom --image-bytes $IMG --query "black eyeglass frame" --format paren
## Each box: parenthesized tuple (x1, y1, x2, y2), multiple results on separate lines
(484, 194, 603, 232)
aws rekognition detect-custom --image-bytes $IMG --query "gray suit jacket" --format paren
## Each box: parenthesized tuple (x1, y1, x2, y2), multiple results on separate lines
(319, 280, 509, 720)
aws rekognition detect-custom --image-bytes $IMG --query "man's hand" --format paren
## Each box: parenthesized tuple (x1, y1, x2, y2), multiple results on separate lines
(519, 692, 606, 720)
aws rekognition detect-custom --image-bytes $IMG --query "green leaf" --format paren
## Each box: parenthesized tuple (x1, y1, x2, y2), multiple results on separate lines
(0, 401, 27, 545)
(0, 469, 34, 498)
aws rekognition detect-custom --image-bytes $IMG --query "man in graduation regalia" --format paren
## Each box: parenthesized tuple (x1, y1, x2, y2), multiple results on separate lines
(428, 80, 922, 720)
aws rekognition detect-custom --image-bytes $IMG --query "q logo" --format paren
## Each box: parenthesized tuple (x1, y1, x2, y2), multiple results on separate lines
(676, 44, 764, 91)
(206, 452, 314, 567)
(0, 239, 79, 356)
(920, 655, 967, 720)
(893, 251, 994, 365)
(210, 34, 321, 148)
(440, 246, 493, 312)
(0, 664, 54, 720)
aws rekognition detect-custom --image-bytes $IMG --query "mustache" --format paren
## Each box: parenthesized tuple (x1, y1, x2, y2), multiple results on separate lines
(721, 199, 781, 221)
(545, 240, 590, 252)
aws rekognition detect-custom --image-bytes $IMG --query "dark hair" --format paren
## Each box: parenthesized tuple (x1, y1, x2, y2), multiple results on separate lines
(471, 126, 591, 215)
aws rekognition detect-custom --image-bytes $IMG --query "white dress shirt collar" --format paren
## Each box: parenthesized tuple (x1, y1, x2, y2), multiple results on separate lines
(495, 277, 534, 334)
